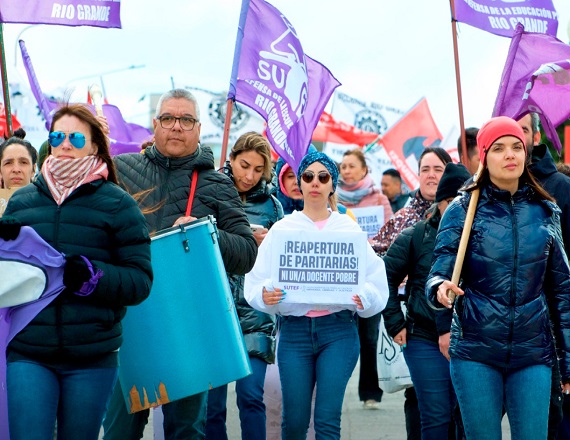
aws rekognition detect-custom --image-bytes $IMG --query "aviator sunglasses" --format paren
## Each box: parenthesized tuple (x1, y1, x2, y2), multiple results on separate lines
(48, 132, 87, 149)
(301, 171, 331, 184)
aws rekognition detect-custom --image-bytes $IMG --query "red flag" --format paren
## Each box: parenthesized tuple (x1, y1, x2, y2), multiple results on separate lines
(378, 98, 442, 189)
(312, 111, 379, 146)
(0, 111, 22, 139)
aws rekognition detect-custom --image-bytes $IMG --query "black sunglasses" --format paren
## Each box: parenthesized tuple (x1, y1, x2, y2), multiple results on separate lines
(301, 171, 331, 184)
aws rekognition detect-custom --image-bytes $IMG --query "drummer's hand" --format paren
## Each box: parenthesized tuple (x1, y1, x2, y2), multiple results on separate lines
(253, 228, 268, 246)
(173, 216, 197, 227)
(437, 280, 464, 309)
(96, 115, 110, 135)
(262, 287, 285, 306)
(352, 295, 364, 310)
(562, 382, 570, 396)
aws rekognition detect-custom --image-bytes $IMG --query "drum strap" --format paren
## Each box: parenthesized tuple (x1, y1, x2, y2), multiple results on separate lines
(185, 170, 198, 217)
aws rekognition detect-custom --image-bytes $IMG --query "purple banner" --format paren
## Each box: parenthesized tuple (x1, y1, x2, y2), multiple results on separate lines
(493, 23, 570, 151)
(0, 227, 66, 439)
(454, 0, 558, 38)
(20, 40, 152, 155)
(228, 0, 340, 173)
(0, 0, 121, 28)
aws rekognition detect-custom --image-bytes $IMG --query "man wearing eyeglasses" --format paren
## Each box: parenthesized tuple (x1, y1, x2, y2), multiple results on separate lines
(102, 88, 258, 440)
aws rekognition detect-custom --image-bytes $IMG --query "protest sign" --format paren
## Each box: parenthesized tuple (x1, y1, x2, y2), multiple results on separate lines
(351, 206, 385, 239)
(270, 229, 367, 305)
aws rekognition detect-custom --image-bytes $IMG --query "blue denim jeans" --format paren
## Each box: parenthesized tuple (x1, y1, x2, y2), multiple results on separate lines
(7, 360, 118, 440)
(102, 378, 207, 440)
(451, 358, 551, 440)
(206, 356, 268, 440)
(403, 339, 456, 440)
(278, 311, 359, 440)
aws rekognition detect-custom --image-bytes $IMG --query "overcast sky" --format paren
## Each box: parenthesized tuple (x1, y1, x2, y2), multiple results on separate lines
(2, 0, 570, 137)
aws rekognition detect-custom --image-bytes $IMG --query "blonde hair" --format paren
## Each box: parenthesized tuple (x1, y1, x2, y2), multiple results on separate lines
(229, 131, 273, 181)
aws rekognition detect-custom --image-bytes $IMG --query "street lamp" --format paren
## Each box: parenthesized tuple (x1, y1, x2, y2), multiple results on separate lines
(65, 64, 146, 101)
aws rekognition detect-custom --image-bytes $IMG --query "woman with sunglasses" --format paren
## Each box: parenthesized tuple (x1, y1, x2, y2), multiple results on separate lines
(207, 132, 283, 440)
(0, 128, 37, 190)
(427, 117, 570, 439)
(0, 103, 152, 440)
(245, 151, 388, 439)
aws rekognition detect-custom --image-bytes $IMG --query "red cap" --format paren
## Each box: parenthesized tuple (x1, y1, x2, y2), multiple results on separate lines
(477, 116, 526, 164)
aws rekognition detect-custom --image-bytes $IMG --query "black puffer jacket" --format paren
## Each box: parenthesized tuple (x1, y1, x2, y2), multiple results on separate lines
(426, 183, 570, 380)
(114, 145, 257, 275)
(4, 176, 152, 367)
(221, 162, 284, 363)
(383, 208, 452, 344)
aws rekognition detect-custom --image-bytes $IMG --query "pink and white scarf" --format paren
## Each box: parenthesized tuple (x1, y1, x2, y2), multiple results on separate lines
(41, 155, 109, 205)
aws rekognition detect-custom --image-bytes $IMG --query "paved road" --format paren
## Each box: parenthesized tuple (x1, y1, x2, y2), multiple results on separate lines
(103, 361, 511, 439)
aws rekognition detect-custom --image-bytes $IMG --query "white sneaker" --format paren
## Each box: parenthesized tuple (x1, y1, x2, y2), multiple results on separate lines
(363, 399, 380, 410)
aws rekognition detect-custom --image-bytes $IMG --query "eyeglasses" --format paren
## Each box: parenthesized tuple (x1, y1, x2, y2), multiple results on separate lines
(301, 171, 331, 184)
(157, 115, 199, 131)
(48, 132, 87, 149)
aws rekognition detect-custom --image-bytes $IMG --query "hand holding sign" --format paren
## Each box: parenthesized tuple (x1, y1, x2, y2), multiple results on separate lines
(263, 283, 286, 306)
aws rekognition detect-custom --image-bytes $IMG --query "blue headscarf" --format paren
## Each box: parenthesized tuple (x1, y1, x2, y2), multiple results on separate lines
(296, 151, 339, 193)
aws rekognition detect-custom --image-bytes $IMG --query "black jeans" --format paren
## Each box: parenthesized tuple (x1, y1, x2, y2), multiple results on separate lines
(357, 313, 384, 402)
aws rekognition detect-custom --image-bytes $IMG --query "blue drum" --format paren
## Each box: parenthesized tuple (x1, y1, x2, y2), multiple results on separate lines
(118, 216, 251, 413)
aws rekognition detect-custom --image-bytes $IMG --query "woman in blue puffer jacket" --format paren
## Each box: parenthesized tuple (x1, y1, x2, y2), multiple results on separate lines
(426, 116, 570, 440)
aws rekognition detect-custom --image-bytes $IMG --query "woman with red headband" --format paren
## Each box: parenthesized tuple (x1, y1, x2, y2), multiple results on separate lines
(427, 116, 570, 439)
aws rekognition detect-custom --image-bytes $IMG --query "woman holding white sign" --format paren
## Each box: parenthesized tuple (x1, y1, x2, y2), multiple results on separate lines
(245, 151, 389, 439)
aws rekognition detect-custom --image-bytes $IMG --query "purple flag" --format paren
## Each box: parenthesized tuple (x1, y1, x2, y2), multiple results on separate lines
(0, 0, 121, 28)
(454, 0, 558, 38)
(493, 23, 570, 152)
(0, 227, 66, 439)
(19, 40, 152, 155)
(228, 0, 340, 173)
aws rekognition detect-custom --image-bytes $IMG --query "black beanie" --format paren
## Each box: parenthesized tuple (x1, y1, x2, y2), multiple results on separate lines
(435, 163, 471, 203)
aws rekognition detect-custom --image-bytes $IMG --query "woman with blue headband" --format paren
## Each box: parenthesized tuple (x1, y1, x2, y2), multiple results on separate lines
(245, 151, 389, 439)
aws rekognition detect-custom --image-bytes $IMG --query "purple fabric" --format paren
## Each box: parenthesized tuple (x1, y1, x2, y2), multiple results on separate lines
(0, 227, 66, 439)
(492, 23, 570, 152)
(19, 40, 152, 155)
(454, 0, 558, 38)
(228, 0, 340, 173)
(0, 0, 121, 28)
(75, 256, 103, 296)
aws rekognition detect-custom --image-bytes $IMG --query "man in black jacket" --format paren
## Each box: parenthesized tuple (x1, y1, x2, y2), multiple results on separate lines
(103, 89, 258, 440)
(518, 112, 570, 440)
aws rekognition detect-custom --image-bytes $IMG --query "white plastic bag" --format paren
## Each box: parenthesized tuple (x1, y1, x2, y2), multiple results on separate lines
(376, 314, 413, 393)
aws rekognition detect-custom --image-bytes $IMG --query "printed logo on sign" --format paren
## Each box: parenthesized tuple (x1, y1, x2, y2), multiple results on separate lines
(208, 95, 250, 130)
(354, 109, 388, 136)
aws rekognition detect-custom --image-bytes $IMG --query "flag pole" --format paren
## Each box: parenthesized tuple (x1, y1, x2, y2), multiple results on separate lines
(449, 0, 467, 166)
(219, 99, 234, 168)
(0, 24, 14, 137)
(447, 161, 484, 303)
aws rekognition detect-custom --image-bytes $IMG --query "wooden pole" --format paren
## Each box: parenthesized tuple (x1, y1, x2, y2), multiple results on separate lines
(0, 24, 14, 138)
(449, 0, 468, 165)
(219, 99, 234, 168)
(448, 162, 484, 303)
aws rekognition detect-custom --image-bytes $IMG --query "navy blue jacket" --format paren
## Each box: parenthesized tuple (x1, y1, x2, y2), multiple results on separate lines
(426, 183, 570, 380)
(529, 144, 570, 255)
